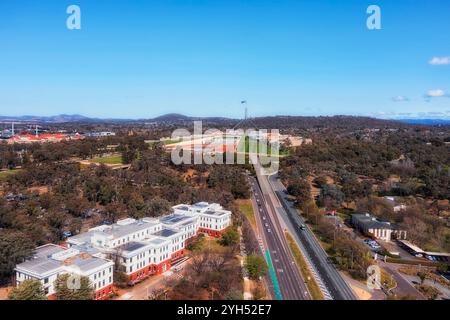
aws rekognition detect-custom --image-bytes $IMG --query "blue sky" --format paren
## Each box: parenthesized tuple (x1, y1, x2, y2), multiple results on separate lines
(0, 0, 449, 119)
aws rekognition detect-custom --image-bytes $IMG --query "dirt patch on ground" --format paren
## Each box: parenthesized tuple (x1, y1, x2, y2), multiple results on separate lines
(340, 272, 385, 300)
(352, 286, 372, 300)
(180, 169, 209, 185)
(308, 174, 335, 198)
(307, 176, 320, 198)
(235, 199, 250, 206)
(182, 169, 196, 179)
(27, 186, 49, 194)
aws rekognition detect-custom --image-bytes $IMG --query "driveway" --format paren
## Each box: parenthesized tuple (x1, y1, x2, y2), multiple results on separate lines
(379, 262, 426, 300)
(401, 274, 450, 300)
(115, 259, 188, 300)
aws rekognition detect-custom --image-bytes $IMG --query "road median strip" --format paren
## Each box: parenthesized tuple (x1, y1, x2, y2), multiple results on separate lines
(265, 249, 282, 300)
(285, 232, 324, 300)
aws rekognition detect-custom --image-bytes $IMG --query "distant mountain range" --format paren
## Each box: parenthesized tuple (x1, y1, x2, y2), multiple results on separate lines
(0, 113, 237, 123)
(0, 113, 449, 126)
(0, 114, 105, 123)
(151, 113, 232, 122)
(0, 113, 235, 124)
(397, 119, 450, 125)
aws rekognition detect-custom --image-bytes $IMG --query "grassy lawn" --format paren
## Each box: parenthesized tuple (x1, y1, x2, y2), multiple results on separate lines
(285, 232, 325, 300)
(386, 257, 439, 267)
(238, 200, 256, 230)
(205, 237, 228, 253)
(162, 138, 182, 145)
(144, 140, 161, 148)
(0, 169, 21, 180)
(237, 136, 288, 157)
(381, 268, 397, 290)
(89, 155, 123, 165)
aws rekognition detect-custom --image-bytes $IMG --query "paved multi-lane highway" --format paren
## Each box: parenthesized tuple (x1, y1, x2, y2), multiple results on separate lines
(249, 175, 310, 300)
(267, 173, 357, 300)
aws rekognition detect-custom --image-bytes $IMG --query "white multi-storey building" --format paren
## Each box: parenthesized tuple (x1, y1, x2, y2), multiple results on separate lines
(173, 202, 232, 237)
(14, 244, 114, 300)
(15, 202, 232, 297)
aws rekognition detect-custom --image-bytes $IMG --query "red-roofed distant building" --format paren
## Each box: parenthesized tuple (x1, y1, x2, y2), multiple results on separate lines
(7, 133, 84, 144)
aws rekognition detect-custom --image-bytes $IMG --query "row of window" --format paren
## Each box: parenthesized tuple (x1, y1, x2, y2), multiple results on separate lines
(200, 216, 229, 223)
(107, 217, 228, 250)
(17, 272, 51, 285)
(93, 277, 112, 290)
(127, 253, 170, 274)
(200, 223, 220, 230)
(93, 267, 112, 280)
(124, 245, 170, 264)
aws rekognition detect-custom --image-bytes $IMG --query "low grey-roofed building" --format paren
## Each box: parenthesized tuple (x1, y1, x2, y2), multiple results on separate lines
(14, 244, 114, 298)
(351, 213, 407, 242)
(67, 217, 163, 250)
(15, 244, 65, 280)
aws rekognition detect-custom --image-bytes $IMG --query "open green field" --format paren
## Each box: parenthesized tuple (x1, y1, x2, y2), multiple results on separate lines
(237, 136, 290, 157)
(0, 169, 21, 180)
(89, 155, 123, 165)
(285, 232, 324, 300)
(238, 200, 256, 229)
(162, 138, 182, 145)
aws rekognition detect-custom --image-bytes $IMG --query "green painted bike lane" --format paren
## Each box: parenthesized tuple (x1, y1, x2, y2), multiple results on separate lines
(265, 249, 282, 300)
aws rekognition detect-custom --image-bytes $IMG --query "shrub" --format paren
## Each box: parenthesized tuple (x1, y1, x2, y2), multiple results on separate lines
(245, 255, 268, 280)
(8, 280, 47, 300)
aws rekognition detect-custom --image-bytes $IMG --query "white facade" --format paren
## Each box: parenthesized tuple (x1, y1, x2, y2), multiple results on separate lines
(352, 213, 407, 242)
(15, 244, 114, 298)
(172, 202, 232, 232)
(15, 202, 232, 296)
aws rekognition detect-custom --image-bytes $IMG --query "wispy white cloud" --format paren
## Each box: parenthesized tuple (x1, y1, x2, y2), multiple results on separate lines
(425, 89, 448, 98)
(392, 95, 409, 102)
(429, 56, 450, 65)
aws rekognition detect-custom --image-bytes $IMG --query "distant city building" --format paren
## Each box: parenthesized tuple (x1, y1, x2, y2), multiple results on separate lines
(285, 136, 312, 147)
(0, 129, 13, 139)
(15, 202, 232, 299)
(83, 132, 116, 137)
(383, 196, 407, 212)
(162, 130, 311, 154)
(351, 213, 407, 242)
(7, 133, 84, 144)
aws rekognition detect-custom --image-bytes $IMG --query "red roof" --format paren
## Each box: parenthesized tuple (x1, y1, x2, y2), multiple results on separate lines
(9, 133, 74, 143)
(164, 143, 237, 153)
(40, 134, 68, 140)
